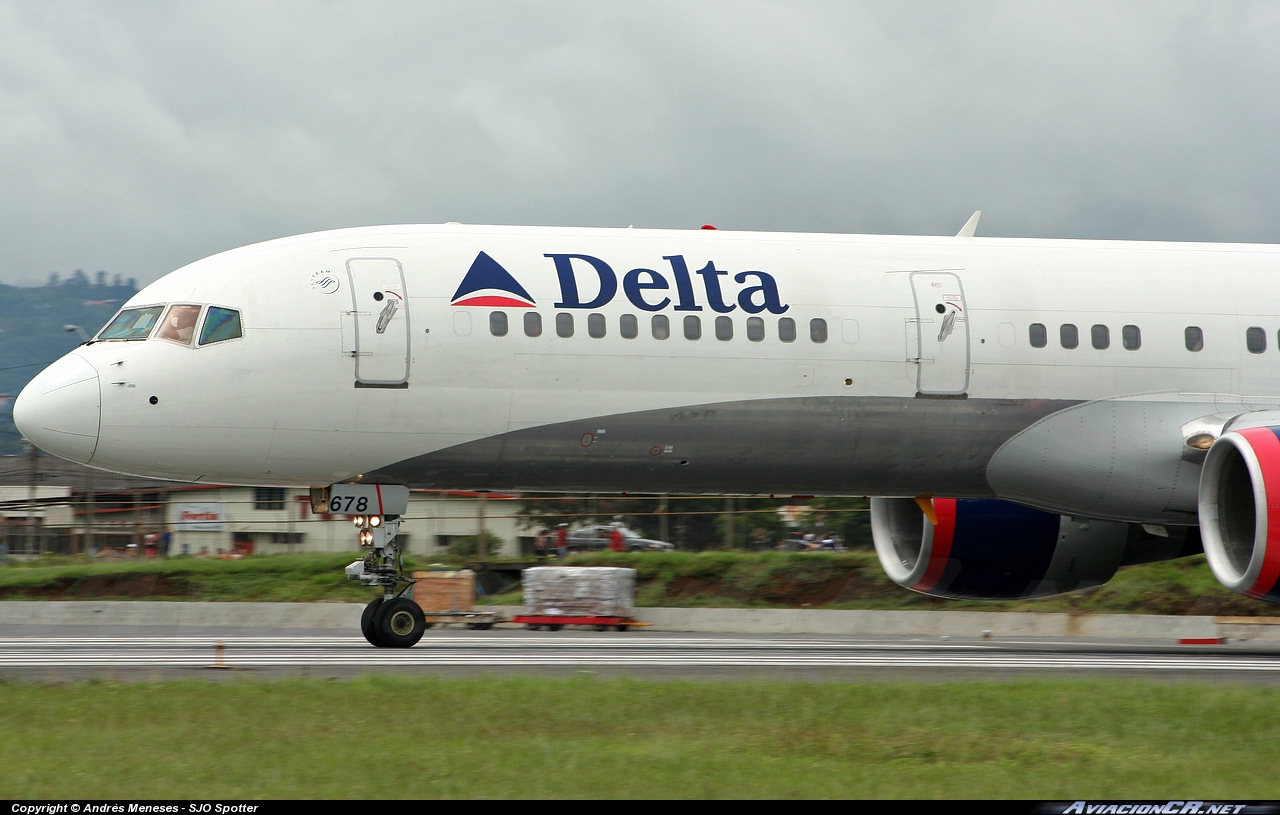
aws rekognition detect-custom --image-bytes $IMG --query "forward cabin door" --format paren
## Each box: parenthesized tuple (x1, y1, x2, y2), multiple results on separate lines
(909, 271, 969, 396)
(346, 258, 410, 387)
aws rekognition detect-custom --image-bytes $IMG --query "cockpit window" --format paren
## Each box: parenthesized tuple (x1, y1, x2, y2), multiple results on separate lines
(199, 307, 243, 345)
(155, 304, 203, 345)
(97, 306, 164, 341)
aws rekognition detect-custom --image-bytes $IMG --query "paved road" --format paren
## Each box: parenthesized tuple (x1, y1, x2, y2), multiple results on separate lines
(2, 628, 1280, 682)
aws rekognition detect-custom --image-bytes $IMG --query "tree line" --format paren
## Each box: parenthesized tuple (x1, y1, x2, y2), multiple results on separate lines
(44, 270, 136, 289)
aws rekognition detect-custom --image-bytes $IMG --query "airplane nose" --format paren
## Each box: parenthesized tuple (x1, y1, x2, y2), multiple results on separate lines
(13, 354, 101, 464)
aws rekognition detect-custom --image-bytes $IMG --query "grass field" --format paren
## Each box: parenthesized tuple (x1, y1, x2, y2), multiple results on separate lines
(1, 549, 1277, 617)
(0, 553, 374, 602)
(0, 675, 1275, 798)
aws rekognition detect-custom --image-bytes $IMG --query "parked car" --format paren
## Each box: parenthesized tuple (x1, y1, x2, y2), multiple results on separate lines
(567, 524, 675, 552)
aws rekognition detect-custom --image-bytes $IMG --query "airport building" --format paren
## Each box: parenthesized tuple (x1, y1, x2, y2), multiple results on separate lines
(0, 455, 528, 558)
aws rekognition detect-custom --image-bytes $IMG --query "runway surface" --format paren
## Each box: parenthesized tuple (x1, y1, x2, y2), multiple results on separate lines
(2, 628, 1279, 682)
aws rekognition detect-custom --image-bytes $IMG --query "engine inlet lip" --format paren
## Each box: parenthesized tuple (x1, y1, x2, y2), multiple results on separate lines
(1199, 432, 1267, 592)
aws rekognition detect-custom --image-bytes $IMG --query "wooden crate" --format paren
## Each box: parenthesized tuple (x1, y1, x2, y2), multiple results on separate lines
(410, 570, 475, 612)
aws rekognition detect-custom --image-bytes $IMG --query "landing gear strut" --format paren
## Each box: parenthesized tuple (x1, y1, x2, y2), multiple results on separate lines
(345, 514, 426, 648)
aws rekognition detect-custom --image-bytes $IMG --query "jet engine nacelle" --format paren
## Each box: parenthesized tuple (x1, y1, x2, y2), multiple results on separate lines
(871, 497, 1155, 600)
(1199, 427, 1280, 602)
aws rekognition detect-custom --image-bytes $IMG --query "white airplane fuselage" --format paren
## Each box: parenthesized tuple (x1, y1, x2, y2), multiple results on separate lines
(14, 223, 1280, 530)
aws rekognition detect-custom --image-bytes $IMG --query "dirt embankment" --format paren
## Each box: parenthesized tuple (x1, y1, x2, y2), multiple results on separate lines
(573, 551, 1280, 616)
(7, 572, 192, 599)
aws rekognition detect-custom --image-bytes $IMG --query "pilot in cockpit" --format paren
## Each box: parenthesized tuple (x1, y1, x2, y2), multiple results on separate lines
(155, 304, 202, 345)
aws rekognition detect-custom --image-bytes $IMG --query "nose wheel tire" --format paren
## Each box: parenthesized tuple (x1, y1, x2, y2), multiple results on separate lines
(372, 597, 427, 648)
(361, 598, 386, 646)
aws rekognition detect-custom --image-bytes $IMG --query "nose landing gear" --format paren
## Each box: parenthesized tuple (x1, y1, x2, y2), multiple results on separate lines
(345, 513, 426, 647)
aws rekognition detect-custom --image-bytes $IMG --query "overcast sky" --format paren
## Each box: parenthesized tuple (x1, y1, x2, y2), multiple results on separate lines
(0, 1, 1277, 286)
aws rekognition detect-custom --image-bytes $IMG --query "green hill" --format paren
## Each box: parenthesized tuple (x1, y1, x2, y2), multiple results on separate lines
(0, 273, 138, 453)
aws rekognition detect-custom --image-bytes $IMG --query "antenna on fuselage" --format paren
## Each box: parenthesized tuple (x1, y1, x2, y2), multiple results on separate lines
(956, 211, 981, 238)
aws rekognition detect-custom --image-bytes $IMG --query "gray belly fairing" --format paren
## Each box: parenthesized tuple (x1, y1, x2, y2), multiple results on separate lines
(367, 395, 1076, 496)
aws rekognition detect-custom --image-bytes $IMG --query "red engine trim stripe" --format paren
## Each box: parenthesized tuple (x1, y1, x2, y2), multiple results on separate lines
(917, 498, 957, 592)
(1236, 427, 1280, 598)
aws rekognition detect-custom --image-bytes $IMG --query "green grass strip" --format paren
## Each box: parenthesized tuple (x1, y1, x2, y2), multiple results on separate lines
(0, 553, 374, 603)
(3, 550, 1279, 616)
(0, 675, 1276, 798)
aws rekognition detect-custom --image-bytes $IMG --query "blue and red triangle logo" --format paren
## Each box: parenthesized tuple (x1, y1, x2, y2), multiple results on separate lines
(451, 251, 536, 308)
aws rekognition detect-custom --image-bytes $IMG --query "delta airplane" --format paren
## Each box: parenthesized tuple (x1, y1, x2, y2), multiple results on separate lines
(13, 216, 1280, 646)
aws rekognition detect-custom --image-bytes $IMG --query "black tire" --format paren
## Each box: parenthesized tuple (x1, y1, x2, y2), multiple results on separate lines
(547, 624, 563, 632)
(361, 598, 385, 646)
(615, 625, 627, 632)
(372, 597, 427, 648)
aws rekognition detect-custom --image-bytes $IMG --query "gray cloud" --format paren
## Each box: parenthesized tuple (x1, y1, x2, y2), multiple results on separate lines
(0, 0, 1277, 285)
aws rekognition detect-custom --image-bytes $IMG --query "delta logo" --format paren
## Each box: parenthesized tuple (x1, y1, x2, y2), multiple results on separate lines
(451, 251, 789, 314)
(450, 251, 537, 308)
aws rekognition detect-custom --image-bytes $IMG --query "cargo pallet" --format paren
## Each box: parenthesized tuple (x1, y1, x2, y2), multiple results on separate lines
(422, 610, 501, 630)
(512, 614, 649, 632)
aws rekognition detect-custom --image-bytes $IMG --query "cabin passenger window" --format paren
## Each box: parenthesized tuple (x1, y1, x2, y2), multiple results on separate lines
(715, 316, 733, 341)
(489, 311, 508, 337)
(746, 317, 765, 342)
(1185, 326, 1203, 352)
(1122, 325, 1141, 350)
(842, 319, 859, 344)
(524, 312, 542, 337)
(453, 311, 471, 336)
(98, 306, 164, 341)
(684, 315, 702, 340)
(652, 315, 670, 340)
(556, 313, 574, 338)
(810, 319, 828, 343)
(156, 304, 202, 345)
(1029, 323, 1047, 348)
(1091, 324, 1109, 350)
(199, 307, 243, 345)
(620, 314, 638, 339)
(1247, 326, 1266, 354)
(1060, 324, 1079, 349)
(778, 318, 796, 343)
(587, 313, 606, 339)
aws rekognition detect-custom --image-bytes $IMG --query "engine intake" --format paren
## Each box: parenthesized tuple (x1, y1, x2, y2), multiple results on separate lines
(870, 497, 1134, 600)
(1199, 427, 1280, 602)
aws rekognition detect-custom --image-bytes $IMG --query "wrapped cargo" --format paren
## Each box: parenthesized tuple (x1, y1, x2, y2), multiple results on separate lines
(409, 570, 475, 612)
(522, 567, 635, 618)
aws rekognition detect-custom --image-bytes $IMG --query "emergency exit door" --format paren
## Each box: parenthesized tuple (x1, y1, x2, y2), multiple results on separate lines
(909, 272, 969, 396)
(346, 258, 410, 386)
